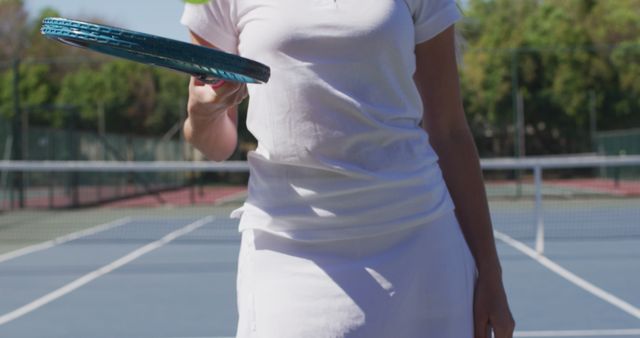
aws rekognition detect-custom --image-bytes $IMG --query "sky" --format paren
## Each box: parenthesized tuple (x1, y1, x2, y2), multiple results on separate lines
(24, 0, 190, 41)
(23, 1, 471, 42)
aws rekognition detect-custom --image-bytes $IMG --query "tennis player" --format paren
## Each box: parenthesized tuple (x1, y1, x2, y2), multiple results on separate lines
(181, 1, 514, 337)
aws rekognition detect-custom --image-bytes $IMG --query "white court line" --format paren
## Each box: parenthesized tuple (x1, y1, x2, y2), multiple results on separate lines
(165, 330, 640, 338)
(0, 216, 214, 326)
(514, 328, 640, 337)
(0, 217, 132, 264)
(494, 231, 640, 320)
(166, 330, 640, 338)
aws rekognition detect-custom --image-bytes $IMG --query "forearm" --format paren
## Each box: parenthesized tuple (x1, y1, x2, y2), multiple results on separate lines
(184, 108, 238, 161)
(430, 126, 501, 277)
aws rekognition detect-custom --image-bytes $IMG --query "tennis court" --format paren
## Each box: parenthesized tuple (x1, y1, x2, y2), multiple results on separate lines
(0, 157, 639, 337)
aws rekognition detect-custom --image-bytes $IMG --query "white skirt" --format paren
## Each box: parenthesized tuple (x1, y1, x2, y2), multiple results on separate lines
(235, 211, 477, 338)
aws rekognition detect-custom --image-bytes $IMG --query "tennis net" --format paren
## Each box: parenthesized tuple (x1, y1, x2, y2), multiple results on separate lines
(0, 155, 638, 253)
(482, 155, 640, 253)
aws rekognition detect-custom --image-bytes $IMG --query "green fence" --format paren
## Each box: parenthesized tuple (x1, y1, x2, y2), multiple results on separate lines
(0, 115, 11, 161)
(596, 129, 640, 155)
(24, 127, 185, 162)
(595, 129, 640, 179)
(2, 124, 192, 210)
(2, 116, 186, 162)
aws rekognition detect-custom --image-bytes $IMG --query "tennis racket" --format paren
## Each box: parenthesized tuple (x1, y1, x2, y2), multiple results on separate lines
(41, 17, 270, 84)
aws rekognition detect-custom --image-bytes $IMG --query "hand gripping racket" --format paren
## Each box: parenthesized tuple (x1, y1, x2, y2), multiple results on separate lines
(41, 17, 270, 84)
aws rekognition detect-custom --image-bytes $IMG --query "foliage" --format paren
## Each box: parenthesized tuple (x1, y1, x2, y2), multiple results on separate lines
(55, 61, 189, 134)
(0, 0, 27, 60)
(0, 3, 191, 138)
(461, 0, 640, 156)
(1, 1, 639, 156)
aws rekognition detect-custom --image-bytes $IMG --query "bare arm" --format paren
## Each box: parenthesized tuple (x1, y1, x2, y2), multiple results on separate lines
(183, 31, 247, 161)
(414, 26, 514, 338)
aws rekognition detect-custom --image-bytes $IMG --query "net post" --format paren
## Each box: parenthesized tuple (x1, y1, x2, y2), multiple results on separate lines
(1, 137, 13, 212)
(534, 165, 544, 254)
(67, 108, 80, 207)
(190, 171, 196, 205)
(11, 58, 24, 209)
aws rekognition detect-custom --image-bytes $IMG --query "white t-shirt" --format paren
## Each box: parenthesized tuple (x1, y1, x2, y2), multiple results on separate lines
(181, 0, 461, 241)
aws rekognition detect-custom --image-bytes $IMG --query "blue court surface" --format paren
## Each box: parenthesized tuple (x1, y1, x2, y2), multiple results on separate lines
(0, 204, 639, 338)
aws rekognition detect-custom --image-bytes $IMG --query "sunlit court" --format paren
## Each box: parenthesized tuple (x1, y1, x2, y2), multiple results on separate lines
(1, 0, 639, 337)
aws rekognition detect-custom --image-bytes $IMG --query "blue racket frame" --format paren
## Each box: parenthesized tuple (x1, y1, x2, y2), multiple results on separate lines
(41, 17, 270, 84)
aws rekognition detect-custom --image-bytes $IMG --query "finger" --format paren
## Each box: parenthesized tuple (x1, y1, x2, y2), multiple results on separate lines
(191, 77, 206, 87)
(190, 77, 235, 96)
(188, 83, 245, 117)
(190, 81, 239, 104)
(492, 318, 515, 338)
(230, 85, 248, 105)
(239, 84, 249, 99)
(475, 316, 489, 338)
(493, 328, 510, 338)
(189, 84, 218, 104)
(213, 83, 248, 107)
(189, 77, 217, 103)
(493, 326, 511, 338)
(215, 82, 245, 103)
(210, 80, 226, 89)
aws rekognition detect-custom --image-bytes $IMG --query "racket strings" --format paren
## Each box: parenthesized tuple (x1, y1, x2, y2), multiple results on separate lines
(43, 18, 269, 75)
(41, 17, 270, 84)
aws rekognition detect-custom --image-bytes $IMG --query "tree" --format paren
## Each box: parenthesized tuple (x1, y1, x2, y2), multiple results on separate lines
(460, 0, 640, 156)
(460, 0, 538, 155)
(0, 0, 27, 60)
(55, 60, 190, 135)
